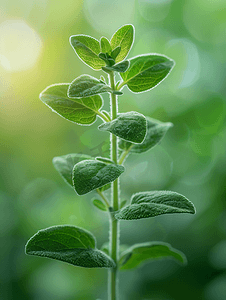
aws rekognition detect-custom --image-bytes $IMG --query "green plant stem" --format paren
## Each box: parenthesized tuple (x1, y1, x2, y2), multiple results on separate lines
(96, 189, 111, 208)
(109, 71, 119, 300)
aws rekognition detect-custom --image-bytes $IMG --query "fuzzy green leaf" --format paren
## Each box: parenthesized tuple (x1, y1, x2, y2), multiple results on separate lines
(92, 199, 107, 211)
(73, 160, 124, 195)
(25, 225, 115, 268)
(120, 54, 175, 93)
(70, 35, 105, 70)
(115, 191, 196, 220)
(119, 117, 173, 153)
(119, 242, 187, 270)
(68, 75, 113, 98)
(52, 154, 94, 187)
(120, 200, 127, 209)
(40, 84, 103, 125)
(102, 60, 130, 73)
(98, 112, 147, 143)
(100, 37, 111, 54)
(111, 46, 121, 60)
(110, 24, 134, 63)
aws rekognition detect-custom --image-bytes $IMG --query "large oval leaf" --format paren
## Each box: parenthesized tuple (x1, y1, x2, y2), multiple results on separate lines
(68, 75, 113, 98)
(40, 84, 103, 125)
(119, 117, 173, 153)
(98, 111, 147, 143)
(25, 225, 115, 268)
(52, 154, 94, 187)
(110, 24, 134, 63)
(70, 35, 105, 70)
(119, 242, 187, 270)
(115, 191, 196, 220)
(120, 54, 175, 93)
(73, 160, 125, 195)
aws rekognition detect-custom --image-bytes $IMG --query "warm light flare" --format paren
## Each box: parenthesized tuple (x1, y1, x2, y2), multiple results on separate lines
(0, 19, 42, 72)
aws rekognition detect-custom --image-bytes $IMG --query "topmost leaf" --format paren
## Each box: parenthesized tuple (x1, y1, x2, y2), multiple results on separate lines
(70, 35, 105, 70)
(110, 24, 134, 63)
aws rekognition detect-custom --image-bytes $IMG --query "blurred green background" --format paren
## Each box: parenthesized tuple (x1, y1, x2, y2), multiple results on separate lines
(1, 0, 226, 299)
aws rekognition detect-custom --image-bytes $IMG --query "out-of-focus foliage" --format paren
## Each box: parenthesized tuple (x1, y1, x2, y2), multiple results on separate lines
(0, 0, 226, 299)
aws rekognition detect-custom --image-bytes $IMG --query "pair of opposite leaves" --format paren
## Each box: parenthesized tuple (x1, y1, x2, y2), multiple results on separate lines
(39, 24, 175, 126)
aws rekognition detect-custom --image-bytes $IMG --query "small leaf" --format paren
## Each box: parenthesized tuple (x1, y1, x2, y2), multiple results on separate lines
(100, 75, 106, 83)
(120, 200, 127, 209)
(68, 75, 113, 98)
(115, 81, 121, 89)
(111, 46, 121, 60)
(25, 225, 115, 268)
(70, 35, 105, 70)
(119, 242, 187, 270)
(100, 37, 111, 54)
(115, 191, 196, 220)
(98, 112, 147, 144)
(102, 60, 130, 73)
(99, 52, 115, 67)
(73, 160, 124, 195)
(110, 24, 134, 63)
(92, 199, 107, 211)
(95, 157, 114, 164)
(120, 54, 175, 93)
(40, 84, 103, 125)
(53, 154, 94, 187)
(119, 117, 173, 153)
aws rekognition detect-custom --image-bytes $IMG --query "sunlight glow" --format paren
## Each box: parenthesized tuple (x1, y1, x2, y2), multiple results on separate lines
(0, 20, 42, 72)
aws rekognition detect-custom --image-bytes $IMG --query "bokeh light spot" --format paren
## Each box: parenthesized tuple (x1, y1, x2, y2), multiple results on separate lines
(83, 0, 135, 35)
(138, 0, 173, 22)
(0, 19, 42, 72)
(166, 38, 200, 89)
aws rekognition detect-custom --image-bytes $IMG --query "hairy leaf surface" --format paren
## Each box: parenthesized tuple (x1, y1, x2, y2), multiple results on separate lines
(40, 84, 103, 125)
(115, 191, 196, 220)
(70, 35, 105, 70)
(111, 46, 121, 60)
(68, 75, 113, 98)
(110, 24, 134, 63)
(100, 37, 111, 54)
(25, 225, 115, 268)
(73, 160, 124, 195)
(52, 154, 94, 187)
(120, 54, 175, 93)
(99, 112, 147, 143)
(119, 117, 173, 153)
(119, 242, 187, 270)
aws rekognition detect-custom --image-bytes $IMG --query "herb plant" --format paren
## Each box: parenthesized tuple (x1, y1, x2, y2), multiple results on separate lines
(25, 24, 196, 300)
